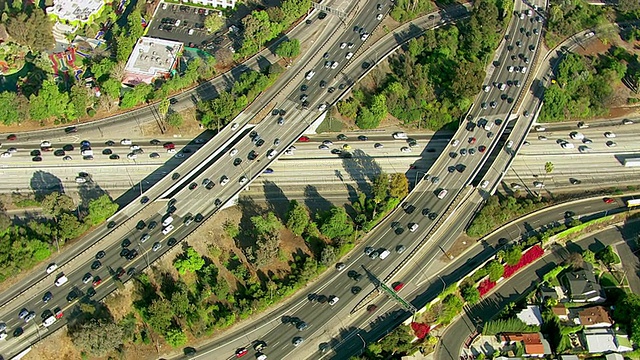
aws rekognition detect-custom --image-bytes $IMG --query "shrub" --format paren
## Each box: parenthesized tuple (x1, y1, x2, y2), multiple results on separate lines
(411, 322, 430, 339)
(478, 279, 497, 297)
(503, 245, 544, 278)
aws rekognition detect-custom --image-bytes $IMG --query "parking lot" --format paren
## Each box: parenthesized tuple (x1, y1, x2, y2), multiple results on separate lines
(147, 2, 226, 49)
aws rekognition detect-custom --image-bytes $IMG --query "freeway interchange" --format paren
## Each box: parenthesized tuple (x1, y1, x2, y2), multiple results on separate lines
(0, 0, 628, 358)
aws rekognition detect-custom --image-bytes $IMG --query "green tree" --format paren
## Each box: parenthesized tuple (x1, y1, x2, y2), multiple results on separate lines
(286, 200, 310, 236)
(461, 285, 480, 304)
(320, 246, 337, 266)
(545, 161, 554, 175)
(596, 245, 619, 266)
(166, 112, 183, 127)
(158, 98, 170, 118)
(29, 80, 72, 121)
(372, 173, 390, 204)
(58, 213, 88, 242)
(91, 58, 116, 82)
(171, 288, 194, 319)
(101, 78, 122, 99)
(120, 84, 153, 109)
(85, 195, 118, 225)
(389, 173, 409, 199)
(146, 298, 174, 333)
(223, 220, 240, 238)
(487, 260, 504, 281)
(320, 207, 354, 240)
(582, 249, 596, 265)
(275, 39, 301, 58)
(0, 92, 29, 125)
(251, 212, 282, 235)
(5, 9, 55, 51)
(70, 82, 91, 117)
(204, 14, 224, 33)
(70, 320, 124, 357)
(337, 97, 360, 119)
(164, 327, 188, 347)
(504, 245, 523, 266)
(174, 247, 205, 275)
(40, 192, 75, 219)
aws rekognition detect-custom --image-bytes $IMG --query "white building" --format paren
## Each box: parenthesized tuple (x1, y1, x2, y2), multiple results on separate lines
(123, 37, 183, 86)
(46, 0, 105, 24)
(516, 305, 543, 326)
(185, 0, 236, 8)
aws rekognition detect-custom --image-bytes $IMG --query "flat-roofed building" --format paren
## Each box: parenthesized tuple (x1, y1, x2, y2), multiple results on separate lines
(47, 0, 105, 24)
(123, 37, 183, 86)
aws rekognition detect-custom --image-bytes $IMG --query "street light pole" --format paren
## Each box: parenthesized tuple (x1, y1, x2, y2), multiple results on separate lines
(356, 333, 366, 353)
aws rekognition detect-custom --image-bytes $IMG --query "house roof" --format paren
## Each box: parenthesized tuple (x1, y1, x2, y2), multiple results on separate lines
(584, 328, 633, 353)
(578, 306, 612, 327)
(562, 263, 602, 301)
(605, 354, 624, 360)
(123, 37, 182, 85)
(552, 305, 568, 316)
(517, 305, 543, 326)
(522, 333, 545, 355)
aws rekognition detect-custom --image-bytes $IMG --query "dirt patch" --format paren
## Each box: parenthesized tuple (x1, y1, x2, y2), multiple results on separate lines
(24, 327, 82, 360)
(141, 106, 206, 138)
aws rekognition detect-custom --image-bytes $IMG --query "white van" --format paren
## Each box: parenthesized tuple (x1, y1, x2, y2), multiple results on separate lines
(81, 149, 93, 156)
(42, 316, 56, 327)
(570, 131, 584, 140)
(55, 275, 68, 287)
(162, 216, 174, 227)
(437, 189, 448, 199)
(393, 132, 408, 140)
(162, 224, 174, 235)
(379, 249, 391, 259)
(484, 122, 494, 131)
(305, 71, 315, 80)
(561, 142, 575, 149)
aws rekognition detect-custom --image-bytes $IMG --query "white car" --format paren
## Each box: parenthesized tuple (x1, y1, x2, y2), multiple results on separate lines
(331, 61, 339, 69)
(43, 316, 56, 328)
(46, 263, 58, 274)
(220, 176, 229, 186)
(534, 125, 546, 132)
(127, 153, 137, 160)
(345, 52, 353, 59)
(41, 141, 51, 147)
(231, 123, 239, 130)
(480, 180, 489, 189)
(120, 139, 132, 145)
(130, 145, 141, 151)
(606, 141, 617, 147)
(229, 148, 238, 156)
(570, 132, 584, 140)
(483, 85, 490, 92)
(437, 189, 448, 199)
(533, 181, 544, 188)
(0, 152, 11, 158)
(322, 140, 333, 146)
(376, 13, 383, 20)
(162, 224, 174, 235)
(584, 31, 595, 38)
(167, 148, 176, 153)
(340, 42, 347, 49)
(328, 296, 340, 305)
(239, 176, 248, 185)
(604, 132, 616, 138)
(506, 140, 513, 149)
(520, 66, 527, 73)
(267, 150, 277, 159)
(409, 223, 419, 232)
(507, 66, 514, 72)
(400, 147, 411, 153)
(305, 71, 315, 80)
(451, 139, 460, 147)
(360, 33, 369, 41)
(318, 104, 327, 112)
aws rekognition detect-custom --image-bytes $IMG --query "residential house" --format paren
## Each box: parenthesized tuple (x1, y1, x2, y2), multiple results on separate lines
(500, 333, 551, 358)
(552, 305, 569, 321)
(577, 306, 613, 328)
(583, 328, 633, 353)
(605, 354, 625, 360)
(517, 305, 543, 326)
(560, 263, 605, 303)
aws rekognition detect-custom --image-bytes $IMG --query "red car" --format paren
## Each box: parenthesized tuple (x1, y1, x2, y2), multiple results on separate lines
(298, 136, 310, 142)
(6, 134, 16, 141)
(54, 307, 64, 319)
(393, 282, 405, 291)
(93, 277, 102, 287)
(603, 198, 615, 204)
(163, 142, 175, 149)
(235, 348, 248, 357)
(367, 304, 378, 313)
(468, 137, 476, 145)
(478, 145, 487, 153)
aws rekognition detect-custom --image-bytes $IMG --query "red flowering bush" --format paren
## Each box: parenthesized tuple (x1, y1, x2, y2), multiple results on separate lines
(478, 279, 496, 297)
(503, 245, 544, 278)
(411, 322, 430, 339)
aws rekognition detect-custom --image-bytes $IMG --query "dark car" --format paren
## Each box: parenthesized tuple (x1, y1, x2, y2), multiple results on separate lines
(13, 327, 23, 337)
(168, 238, 178, 247)
(116, 267, 126, 279)
(43, 291, 53, 303)
(126, 249, 138, 260)
(87, 288, 96, 298)
(403, 204, 415, 214)
(122, 238, 131, 248)
(109, 154, 120, 160)
(67, 290, 79, 302)
(194, 213, 204, 222)
(214, 198, 222, 206)
(65, 126, 78, 134)
(107, 221, 116, 229)
(120, 248, 130, 258)
(319, 80, 327, 88)
(233, 158, 242, 166)
(102, 149, 112, 155)
(96, 251, 106, 259)
(32, 156, 43, 162)
(140, 196, 149, 204)
(54, 149, 65, 157)
(148, 221, 158, 230)
(150, 139, 161, 145)
(358, 135, 368, 141)
(428, 212, 438, 220)
(136, 220, 146, 230)
(30, 149, 41, 157)
(63, 144, 74, 151)
(91, 260, 102, 270)
(351, 286, 361, 294)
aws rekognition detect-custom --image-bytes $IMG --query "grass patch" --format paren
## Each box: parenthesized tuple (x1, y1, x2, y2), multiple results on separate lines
(554, 215, 615, 240)
(315, 116, 344, 133)
(600, 272, 620, 287)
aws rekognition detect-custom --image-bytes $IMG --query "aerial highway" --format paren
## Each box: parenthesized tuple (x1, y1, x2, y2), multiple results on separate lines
(0, 0, 555, 359)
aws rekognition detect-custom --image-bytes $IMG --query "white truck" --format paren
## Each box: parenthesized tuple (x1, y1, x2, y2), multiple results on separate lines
(624, 158, 640, 167)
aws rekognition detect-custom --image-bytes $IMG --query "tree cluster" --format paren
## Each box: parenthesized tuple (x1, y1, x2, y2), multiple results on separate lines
(337, 0, 508, 131)
(250, 212, 283, 267)
(467, 195, 547, 237)
(3, 8, 54, 52)
(545, 0, 607, 48)
(237, 0, 311, 58)
(540, 50, 630, 122)
(275, 39, 301, 58)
